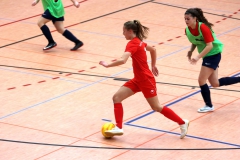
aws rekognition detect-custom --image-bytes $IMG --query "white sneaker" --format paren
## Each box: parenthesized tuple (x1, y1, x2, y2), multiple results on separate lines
(180, 119, 189, 139)
(198, 106, 214, 113)
(105, 126, 124, 136)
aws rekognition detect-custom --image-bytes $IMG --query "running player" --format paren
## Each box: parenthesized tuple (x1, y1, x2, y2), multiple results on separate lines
(32, 0, 83, 50)
(99, 20, 189, 139)
(185, 8, 240, 112)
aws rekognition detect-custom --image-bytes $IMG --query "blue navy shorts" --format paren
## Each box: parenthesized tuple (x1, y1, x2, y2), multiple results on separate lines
(42, 9, 64, 24)
(202, 53, 221, 70)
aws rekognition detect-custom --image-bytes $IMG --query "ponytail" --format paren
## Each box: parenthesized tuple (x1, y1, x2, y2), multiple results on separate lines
(124, 20, 149, 40)
(185, 8, 214, 29)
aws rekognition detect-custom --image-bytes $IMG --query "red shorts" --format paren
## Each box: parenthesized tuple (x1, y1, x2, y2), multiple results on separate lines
(123, 77, 157, 98)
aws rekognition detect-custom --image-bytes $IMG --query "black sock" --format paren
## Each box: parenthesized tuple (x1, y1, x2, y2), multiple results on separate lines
(62, 30, 80, 43)
(200, 84, 213, 107)
(219, 77, 240, 86)
(40, 25, 54, 43)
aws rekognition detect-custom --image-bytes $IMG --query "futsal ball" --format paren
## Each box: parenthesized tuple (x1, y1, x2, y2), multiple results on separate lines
(101, 122, 115, 138)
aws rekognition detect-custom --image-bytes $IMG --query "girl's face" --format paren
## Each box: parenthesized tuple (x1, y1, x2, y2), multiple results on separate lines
(184, 14, 197, 28)
(123, 27, 134, 40)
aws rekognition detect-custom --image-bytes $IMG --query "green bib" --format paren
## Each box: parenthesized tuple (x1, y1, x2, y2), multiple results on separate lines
(41, 0, 65, 18)
(186, 22, 223, 58)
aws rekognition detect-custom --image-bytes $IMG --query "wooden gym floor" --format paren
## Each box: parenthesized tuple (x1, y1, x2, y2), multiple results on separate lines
(0, 0, 240, 159)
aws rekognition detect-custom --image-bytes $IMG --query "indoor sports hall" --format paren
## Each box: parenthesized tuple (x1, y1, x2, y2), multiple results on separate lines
(0, 0, 240, 159)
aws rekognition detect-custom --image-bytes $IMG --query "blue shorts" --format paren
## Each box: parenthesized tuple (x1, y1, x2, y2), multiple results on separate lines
(202, 53, 221, 70)
(42, 9, 64, 24)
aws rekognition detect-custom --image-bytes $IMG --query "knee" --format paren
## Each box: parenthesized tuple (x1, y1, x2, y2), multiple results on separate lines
(198, 79, 206, 86)
(57, 28, 65, 34)
(112, 94, 122, 103)
(151, 105, 163, 112)
(37, 20, 45, 28)
(210, 82, 219, 88)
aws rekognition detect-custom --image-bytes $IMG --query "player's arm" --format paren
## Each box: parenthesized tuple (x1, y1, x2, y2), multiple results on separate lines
(71, 0, 80, 8)
(197, 24, 214, 58)
(99, 52, 131, 68)
(198, 42, 213, 58)
(146, 45, 159, 76)
(189, 44, 196, 52)
(187, 44, 196, 60)
(32, 0, 40, 6)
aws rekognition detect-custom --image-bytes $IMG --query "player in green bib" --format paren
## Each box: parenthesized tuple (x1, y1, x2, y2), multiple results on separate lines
(32, 0, 83, 51)
(185, 8, 240, 113)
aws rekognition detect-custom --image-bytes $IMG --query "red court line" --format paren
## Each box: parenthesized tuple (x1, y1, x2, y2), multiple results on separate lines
(7, 87, 16, 90)
(90, 66, 96, 69)
(36, 132, 124, 159)
(155, 9, 240, 46)
(35, 139, 83, 160)
(0, 122, 81, 139)
(65, 73, 72, 76)
(52, 77, 60, 79)
(0, 0, 88, 27)
(38, 80, 46, 83)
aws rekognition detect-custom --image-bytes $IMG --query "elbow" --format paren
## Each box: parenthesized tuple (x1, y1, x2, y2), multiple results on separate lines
(208, 43, 213, 50)
(151, 47, 156, 53)
(121, 59, 127, 64)
(120, 58, 128, 64)
(153, 47, 156, 52)
(209, 45, 213, 50)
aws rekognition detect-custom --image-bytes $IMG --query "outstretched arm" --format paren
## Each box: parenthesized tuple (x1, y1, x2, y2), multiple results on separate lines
(146, 45, 159, 76)
(99, 52, 131, 68)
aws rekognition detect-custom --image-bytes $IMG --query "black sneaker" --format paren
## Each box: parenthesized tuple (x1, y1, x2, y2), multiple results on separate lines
(43, 42, 57, 50)
(71, 41, 83, 51)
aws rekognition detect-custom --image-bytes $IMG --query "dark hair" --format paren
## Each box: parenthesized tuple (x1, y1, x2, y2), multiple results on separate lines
(124, 20, 149, 40)
(185, 8, 214, 29)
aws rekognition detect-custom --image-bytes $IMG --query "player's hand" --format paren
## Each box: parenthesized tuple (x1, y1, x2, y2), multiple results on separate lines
(32, 0, 38, 6)
(187, 51, 192, 62)
(152, 66, 159, 77)
(190, 56, 200, 65)
(99, 61, 109, 68)
(74, 1, 80, 8)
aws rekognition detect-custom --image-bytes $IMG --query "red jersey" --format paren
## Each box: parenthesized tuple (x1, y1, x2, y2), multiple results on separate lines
(125, 37, 154, 81)
(185, 22, 214, 43)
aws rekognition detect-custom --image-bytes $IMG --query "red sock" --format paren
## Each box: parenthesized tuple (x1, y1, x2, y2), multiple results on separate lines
(114, 103, 123, 129)
(160, 106, 184, 125)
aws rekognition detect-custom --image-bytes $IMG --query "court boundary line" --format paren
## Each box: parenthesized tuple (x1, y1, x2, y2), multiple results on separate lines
(0, 138, 239, 150)
(126, 72, 240, 124)
(0, 0, 88, 27)
(0, 0, 154, 49)
(152, 1, 240, 20)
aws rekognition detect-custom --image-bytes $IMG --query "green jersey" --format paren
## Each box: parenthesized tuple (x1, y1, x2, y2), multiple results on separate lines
(41, 0, 65, 18)
(186, 22, 223, 58)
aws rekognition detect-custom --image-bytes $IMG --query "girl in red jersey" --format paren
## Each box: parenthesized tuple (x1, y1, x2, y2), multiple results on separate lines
(32, 0, 83, 51)
(99, 20, 189, 139)
(185, 8, 240, 113)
